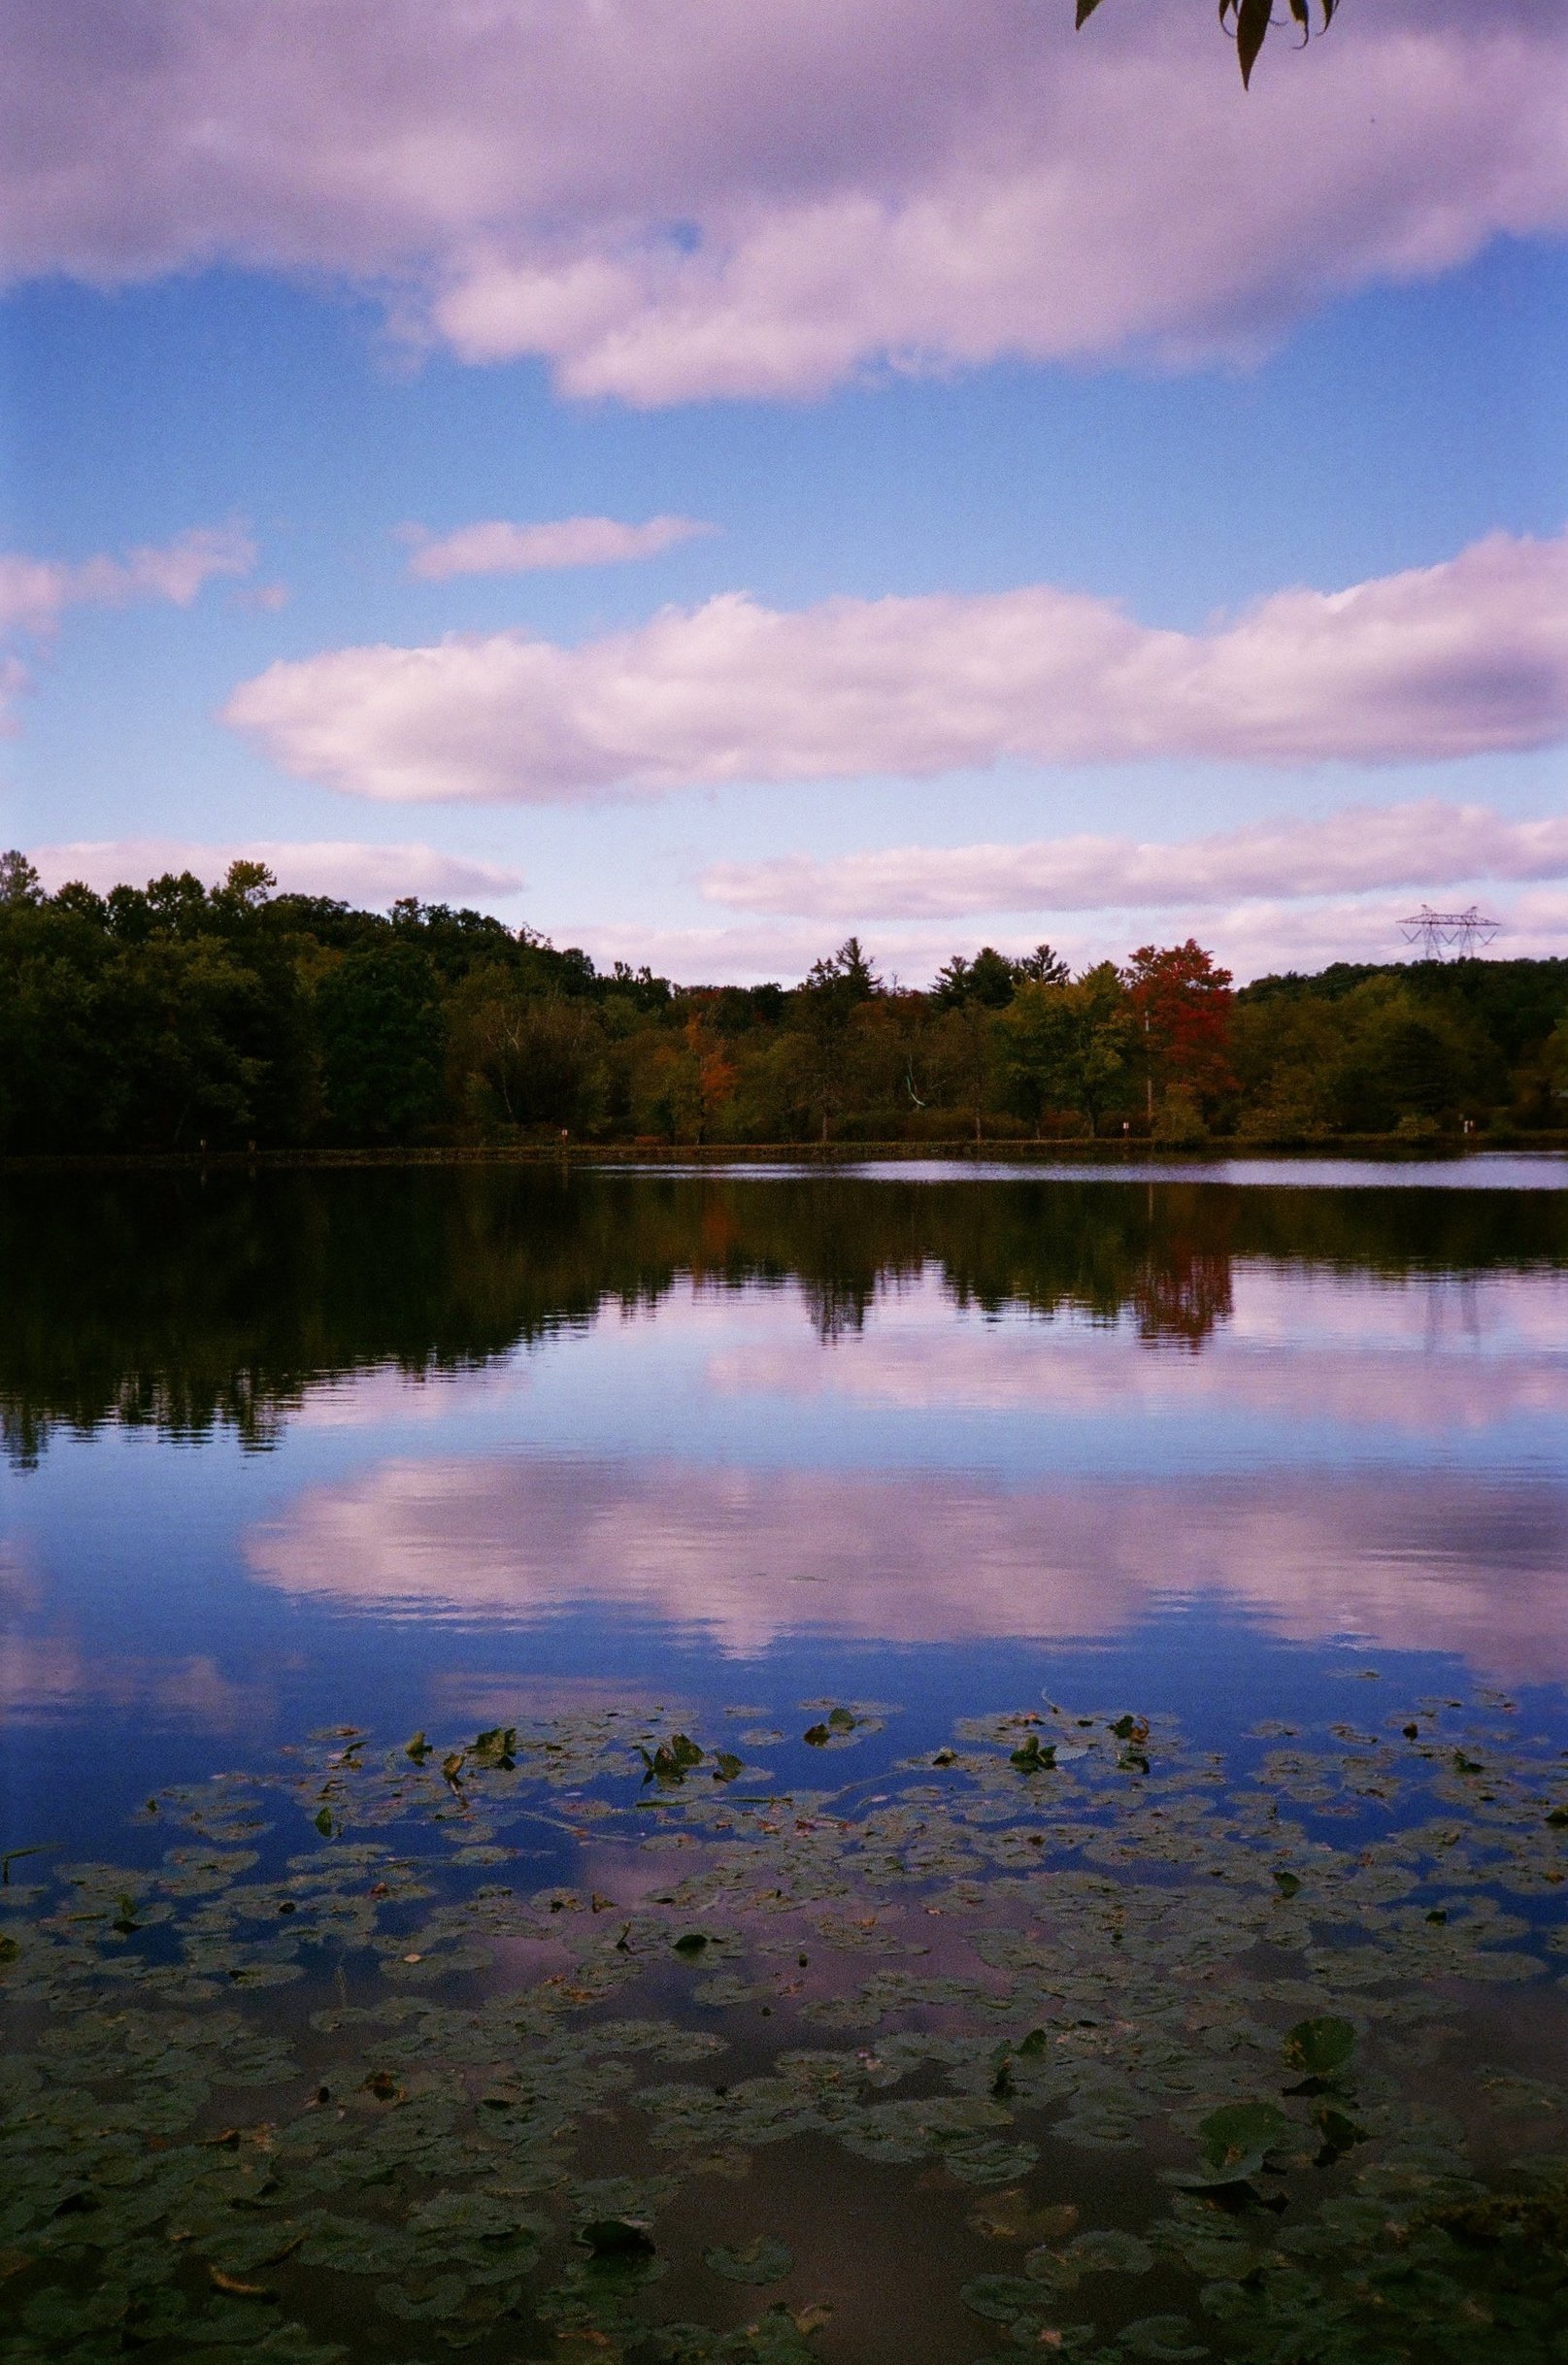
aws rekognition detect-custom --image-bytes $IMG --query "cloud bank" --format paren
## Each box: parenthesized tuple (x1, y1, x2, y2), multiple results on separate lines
(703, 800, 1568, 919)
(2, 3, 1565, 403)
(404, 515, 713, 581)
(223, 526, 1568, 802)
(26, 839, 525, 907)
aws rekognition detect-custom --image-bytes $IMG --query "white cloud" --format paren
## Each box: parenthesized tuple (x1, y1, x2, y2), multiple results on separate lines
(0, 526, 256, 728)
(0, 4, 1564, 403)
(562, 885, 1568, 990)
(222, 526, 1568, 802)
(703, 800, 1568, 919)
(0, 527, 256, 636)
(26, 838, 525, 907)
(404, 514, 713, 581)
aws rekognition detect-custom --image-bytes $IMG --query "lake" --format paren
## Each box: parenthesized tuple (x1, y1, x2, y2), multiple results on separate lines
(4, 1163, 1567, 2365)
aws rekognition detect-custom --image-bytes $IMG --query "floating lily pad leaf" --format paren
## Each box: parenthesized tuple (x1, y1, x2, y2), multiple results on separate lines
(404, 1733, 432, 1763)
(945, 2137, 1040, 2184)
(802, 1726, 831, 1749)
(969, 2194, 1079, 2246)
(1112, 1715, 1151, 1744)
(1273, 1871, 1302, 1899)
(960, 2274, 1054, 2324)
(1171, 2100, 1294, 2188)
(713, 1754, 744, 1783)
(827, 1710, 856, 1734)
(578, 2216, 655, 2259)
(1283, 2017, 1356, 2080)
(1119, 2315, 1207, 2360)
(705, 2236, 793, 2283)
(312, 1809, 333, 1839)
(1198, 2102, 1291, 2165)
(1058, 2229, 1154, 2278)
(1010, 1738, 1056, 1774)
(673, 1932, 712, 1957)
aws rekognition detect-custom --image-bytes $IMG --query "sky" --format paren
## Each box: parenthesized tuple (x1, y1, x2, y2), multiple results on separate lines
(1, 0, 1566, 986)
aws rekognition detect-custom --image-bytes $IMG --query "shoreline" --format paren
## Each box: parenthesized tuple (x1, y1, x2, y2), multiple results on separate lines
(3, 1133, 1567, 1176)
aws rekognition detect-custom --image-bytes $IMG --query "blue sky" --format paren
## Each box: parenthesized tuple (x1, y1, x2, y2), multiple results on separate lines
(2, 0, 1566, 982)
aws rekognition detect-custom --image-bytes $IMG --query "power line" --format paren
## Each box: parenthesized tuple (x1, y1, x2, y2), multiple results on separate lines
(1398, 904, 1501, 960)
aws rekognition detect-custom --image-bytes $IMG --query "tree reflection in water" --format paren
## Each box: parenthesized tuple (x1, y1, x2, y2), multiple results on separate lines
(1, 1167, 1562, 1463)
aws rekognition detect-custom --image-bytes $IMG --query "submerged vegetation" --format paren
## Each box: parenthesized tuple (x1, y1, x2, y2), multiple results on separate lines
(3, 1689, 1567, 2362)
(2, 856, 1565, 1153)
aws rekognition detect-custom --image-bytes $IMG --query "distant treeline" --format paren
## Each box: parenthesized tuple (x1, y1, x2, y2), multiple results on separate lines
(2, 851, 1565, 1151)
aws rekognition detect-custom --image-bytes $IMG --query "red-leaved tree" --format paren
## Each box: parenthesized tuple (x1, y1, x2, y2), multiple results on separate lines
(1124, 940, 1234, 1121)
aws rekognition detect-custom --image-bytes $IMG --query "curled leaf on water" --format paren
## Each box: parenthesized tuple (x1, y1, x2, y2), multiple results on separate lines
(1010, 1737, 1057, 1773)
(644, 1734, 706, 1783)
(673, 1932, 711, 1956)
(0, 1933, 20, 1964)
(827, 1708, 856, 1733)
(1313, 2107, 1367, 2167)
(471, 1726, 517, 1770)
(313, 1807, 334, 1838)
(704, 2235, 793, 2284)
(713, 1753, 744, 1782)
(1017, 2028, 1050, 2057)
(1111, 1715, 1150, 1744)
(802, 1725, 831, 1749)
(208, 2267, 273, 2298)
(932, 1748, 957, 1767)
(404, 1731, 432, 1763)
(1547, 1807, 1568, 1828)
(1273, 1870, 1302, 1899)
(578, 2217, 655, 2259)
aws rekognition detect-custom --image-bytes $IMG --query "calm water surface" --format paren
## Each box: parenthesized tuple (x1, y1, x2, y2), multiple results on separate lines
(5, 1164, 1568, 2365)
(5, 1163, 1567, 1830)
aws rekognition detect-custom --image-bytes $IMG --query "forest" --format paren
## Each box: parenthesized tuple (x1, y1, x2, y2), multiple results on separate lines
(1, 850, 1565, 1153)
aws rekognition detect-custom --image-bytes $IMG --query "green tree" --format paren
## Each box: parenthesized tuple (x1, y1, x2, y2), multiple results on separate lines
(999, 963, 1134, 1136)
(315, 943, 445, 1144)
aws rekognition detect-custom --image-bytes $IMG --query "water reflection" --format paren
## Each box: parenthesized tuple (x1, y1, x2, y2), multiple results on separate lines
(245, 1456, 1568, 1681)
(3, 1167, 1564, 1462)
(2, 1168, 1566, 1757)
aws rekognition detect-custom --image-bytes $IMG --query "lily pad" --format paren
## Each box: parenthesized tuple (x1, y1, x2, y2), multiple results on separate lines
(704, 2236, 793, 2284)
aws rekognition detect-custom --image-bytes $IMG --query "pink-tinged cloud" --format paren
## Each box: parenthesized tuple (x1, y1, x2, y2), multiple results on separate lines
(1, 5, 1565, 402)
(404, 514, 714, 581)
(703, 800, 1568, 919)
(0, 525, 256, 730)
(564, 887, 1568, 990)
(222, 526, 1568, 802)
(0, 526, 255, 636)
(27, 838, 525, 907)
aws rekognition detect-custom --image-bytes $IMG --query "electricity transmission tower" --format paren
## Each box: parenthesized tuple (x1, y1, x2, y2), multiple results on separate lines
(1398, 905, 1501, 960)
